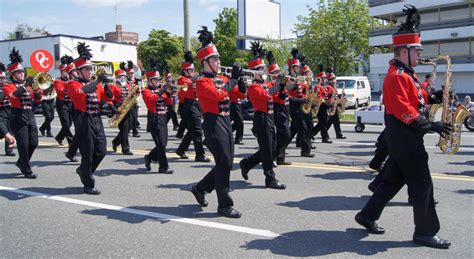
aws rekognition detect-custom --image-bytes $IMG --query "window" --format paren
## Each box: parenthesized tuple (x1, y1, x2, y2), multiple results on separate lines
(337, 80, 356, 89)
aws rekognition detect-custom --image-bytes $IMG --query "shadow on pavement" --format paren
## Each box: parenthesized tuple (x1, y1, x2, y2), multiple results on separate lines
(0, 186, 84, 201)
(157, 180, 266, 192)
(449, 160, 474, 166)
(278, 195, 409, 212)
(445, 170, 474, 177)
(241, 228, 416, 256)
(81, 204, 219, 224)
(306, 171, 374, 181)
(94, 168, 148, 177)
(455, 189, 474, 195)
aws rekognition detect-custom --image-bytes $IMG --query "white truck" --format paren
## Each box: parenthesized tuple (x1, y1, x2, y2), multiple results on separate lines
(336, 76, 372, 109)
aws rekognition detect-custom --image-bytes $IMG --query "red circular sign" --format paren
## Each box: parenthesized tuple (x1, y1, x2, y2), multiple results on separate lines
(30, 49, 54, 72)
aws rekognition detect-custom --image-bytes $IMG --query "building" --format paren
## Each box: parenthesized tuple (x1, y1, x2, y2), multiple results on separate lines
(368, 0, 473, 95)
(0, 34, 137, 78)
(105, 24, 139, 45)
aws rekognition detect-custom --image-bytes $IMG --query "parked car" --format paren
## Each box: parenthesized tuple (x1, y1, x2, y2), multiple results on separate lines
(336, 76, 372, 109)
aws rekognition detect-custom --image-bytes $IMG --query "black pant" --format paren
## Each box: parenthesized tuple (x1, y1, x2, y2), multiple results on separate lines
(176, 103, 186, 136)
(196, 113, 234, 208)
(0, 108, 14, 154)
(274, 103, 291, 162)
(39, 99, 55, 133)
(55, 99, 73, 144)
(112, 111, 131, 152)
(130, 104, 139, 135)
(230, 102, 244, 143)
(242, 112, 277, 183)
(10, 109, 38, 175)
(312, 103, 330, 140)
(76, 112, 107, 188)
(177, 99, 205, 156)
(327, 109, 343, 137)
(290, 111, 311, 154)
(148, 112, 169, 170)
(167, 105, 179, 128)
(360, 115, 440, 236)
(370, 129, 389, 169)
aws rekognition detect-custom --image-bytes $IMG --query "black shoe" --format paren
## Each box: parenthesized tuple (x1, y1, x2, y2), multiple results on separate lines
(39, 128, 45, 136)
(24, 172, 38, 179)
(217, 206, 242, 218)
(265, 179, 286, 190)
(296, 144, 301, 148)
(277, 160, 292, 165)
(122, 151, 134, 155)
(322, 138, 333, 143)
(65, 153, 78, 162)
(132, 133, 141, 138)
(144, 155, 151, 171)
(5, 151, 16, 156)
(369, 160, 382, 172)
(176, 150, 189, 159)
(176, 134, 184, 139)
(301, 152, 315, 158)
(191, 185, 208, 207)
(173, 125, 179, 131)
(355, 212, 385, 234)
(273, 161, 278, 168)
(413, 234, 450, 249)
(112, 143, 118, 152)
(84, 187, 101, 195)
(368, 183, 377, 193)
(55, 136, 63, 146)
(311, 145, 317, 149)
(195, 155, 210, 163)
(234, 140, 244, 145)
(46, 132, 53, 138)
(239, 159, 249, 181)
(158, 168, 174, 174)
(336, 135, 346, 139)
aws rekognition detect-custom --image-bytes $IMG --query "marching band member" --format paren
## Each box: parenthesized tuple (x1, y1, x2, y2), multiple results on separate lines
(64, 61, 80, 162)
(267, 52, 291, 165)
(176, 51, 210, 162)
(228, 71, 246, 145)
(421, 73, 431, 90)
(4, 48, 42, 178)
(325, 71, 346, 139)
(287, 48, 314, 157)
(111, 63, 133, 155)
(190, 26, 241, 218)
(239, 41, 286, 190)
(355, 6, 451, 249)
(162, 67, 180, 131)
(0, 62, 15, 156)
(299, 55, 316, 149)
(53, 55, 74, 146)
(125, 60, 141, 138)
(142, 59, 173, 174)
(312, 65, 332, 143)
(68, 42, 113, 195)
(175, 75, 187, 139)
(38, 73, 56, 138)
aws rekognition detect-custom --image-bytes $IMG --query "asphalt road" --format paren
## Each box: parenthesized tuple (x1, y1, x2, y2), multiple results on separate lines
(0, 115, 473, 258)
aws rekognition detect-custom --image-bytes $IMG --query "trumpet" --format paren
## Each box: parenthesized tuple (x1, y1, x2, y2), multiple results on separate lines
(284, 75, 312, 85)
(220, 66, 268, 80)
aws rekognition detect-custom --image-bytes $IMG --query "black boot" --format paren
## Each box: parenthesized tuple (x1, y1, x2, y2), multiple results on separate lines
(239, 159, 249, 181)
(217, 207, 242, 218)
(144, 155, 151, 171)
(176, 150, 189, 159)
(265, 179, 286, 190)
(191, 185, 208, 207)
(84, 187, 101, 195)
(355, 212, 385, 234)
(413, 234, 451, 249)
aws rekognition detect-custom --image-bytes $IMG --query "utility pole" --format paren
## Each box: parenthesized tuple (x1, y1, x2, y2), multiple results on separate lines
(183, 0, 190, 51)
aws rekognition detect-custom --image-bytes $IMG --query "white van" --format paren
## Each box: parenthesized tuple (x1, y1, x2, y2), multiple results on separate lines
(336, 76, 372, 108)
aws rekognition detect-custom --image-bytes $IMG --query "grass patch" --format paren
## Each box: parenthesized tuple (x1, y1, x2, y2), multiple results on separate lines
(340, 113, 354, 122)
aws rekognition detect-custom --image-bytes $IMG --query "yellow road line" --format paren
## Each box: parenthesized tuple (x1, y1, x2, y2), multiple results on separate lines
(27, 141, 473, 182)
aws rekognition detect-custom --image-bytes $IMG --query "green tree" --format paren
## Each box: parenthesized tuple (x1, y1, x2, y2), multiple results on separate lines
(6, 23, 48, 40)
(262, 38, 294, 72)
(213, 7, 251, 67)
(137, 29, 184, 75)
(294, 0, 373, 75)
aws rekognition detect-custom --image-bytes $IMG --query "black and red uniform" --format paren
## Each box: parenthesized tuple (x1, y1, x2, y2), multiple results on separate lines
(359, 59, 442, 236)
(142, 85, 172, 173)
(193, 72, 236, 208)
(228, 84, 246, 144)
(68, 79, 111, 189)
(39, 84, 56, 137)
(240, 80, 285, 189)
(175, 87, 187, 138)
(272, 82, 291, 164)
(0, 75, 15, 156)
(312, 82, 331, 142)
(110, 78, 133, 154)
(4, 83, 42, 176)
(53, 77, 73, 145)
(288, 82, 312, 155)
(325, 81, 345, 139)
(176, 75, 208, 161)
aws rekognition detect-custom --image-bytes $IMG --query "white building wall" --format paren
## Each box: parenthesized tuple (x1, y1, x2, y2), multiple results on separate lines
(370, 0, 466, 17)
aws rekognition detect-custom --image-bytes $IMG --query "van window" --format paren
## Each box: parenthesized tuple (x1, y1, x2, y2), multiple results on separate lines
(360, 81, 366, 89)
(337, 80, 356, 89)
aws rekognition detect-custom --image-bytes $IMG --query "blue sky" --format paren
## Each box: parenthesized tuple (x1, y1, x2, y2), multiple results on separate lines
(0, 0, 319, 41)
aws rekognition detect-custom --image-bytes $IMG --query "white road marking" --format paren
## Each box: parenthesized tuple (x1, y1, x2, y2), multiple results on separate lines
(0, 185, 279, 238)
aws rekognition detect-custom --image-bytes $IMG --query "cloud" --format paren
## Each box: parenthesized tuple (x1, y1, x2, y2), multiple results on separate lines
(198, 0, 221, 13)
(72, 0, 150, 8)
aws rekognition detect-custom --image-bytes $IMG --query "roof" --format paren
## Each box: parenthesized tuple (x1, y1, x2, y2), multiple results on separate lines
(0, 34, 136, 46)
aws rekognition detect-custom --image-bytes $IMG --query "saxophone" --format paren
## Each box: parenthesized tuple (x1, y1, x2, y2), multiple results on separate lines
(418, 58, 441, 121)
(301, 79, 324, 117)
(109, 83, 140, 128)
(421, 56, 469, 154)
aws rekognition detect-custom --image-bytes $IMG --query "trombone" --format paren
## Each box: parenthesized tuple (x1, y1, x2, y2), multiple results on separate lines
(220, 66, 268, 81)
(34, 72, 56, 100)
